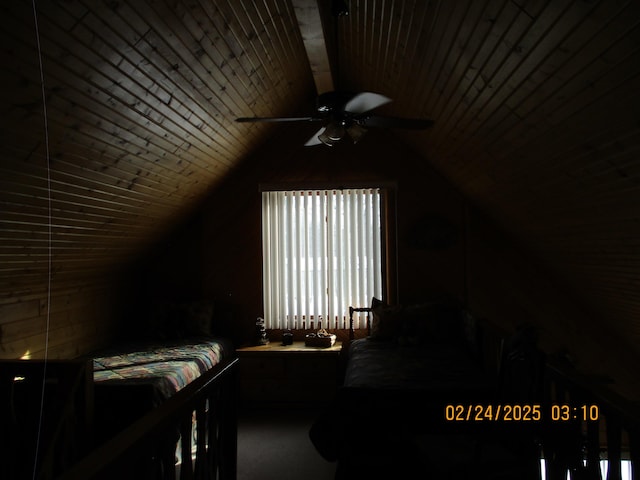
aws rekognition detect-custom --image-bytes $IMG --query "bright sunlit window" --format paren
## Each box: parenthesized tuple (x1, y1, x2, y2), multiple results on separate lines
(261, 188, 383, 330)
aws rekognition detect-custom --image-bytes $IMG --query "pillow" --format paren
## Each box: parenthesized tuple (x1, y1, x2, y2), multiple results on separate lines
(369, 297, 403, 341)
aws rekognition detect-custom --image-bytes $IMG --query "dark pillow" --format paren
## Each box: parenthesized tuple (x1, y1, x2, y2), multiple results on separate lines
(369, 297, 403, 341)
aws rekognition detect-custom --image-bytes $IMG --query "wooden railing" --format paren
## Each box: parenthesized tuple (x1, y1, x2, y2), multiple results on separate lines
(58, 357, 238, 480)
(541, 358, 640, 480)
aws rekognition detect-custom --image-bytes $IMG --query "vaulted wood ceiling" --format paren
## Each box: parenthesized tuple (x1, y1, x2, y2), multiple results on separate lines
(2, 1, 640, 370)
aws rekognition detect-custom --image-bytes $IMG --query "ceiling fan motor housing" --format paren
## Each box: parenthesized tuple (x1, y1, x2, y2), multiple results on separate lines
(316, 91, 355, 113)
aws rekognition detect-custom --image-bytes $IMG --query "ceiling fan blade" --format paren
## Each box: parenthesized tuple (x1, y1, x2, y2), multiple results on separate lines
(236, 116, 323, 123)
(344, 92, 391, 114)
(304, 127, 326, 146)
(358, 115, 434, 129)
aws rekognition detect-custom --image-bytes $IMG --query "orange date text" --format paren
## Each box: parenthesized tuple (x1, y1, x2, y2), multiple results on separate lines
(444, 404, 542, 422)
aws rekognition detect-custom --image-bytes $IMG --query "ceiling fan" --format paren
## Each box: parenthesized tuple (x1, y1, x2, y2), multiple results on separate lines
(235, 90, 434, 147)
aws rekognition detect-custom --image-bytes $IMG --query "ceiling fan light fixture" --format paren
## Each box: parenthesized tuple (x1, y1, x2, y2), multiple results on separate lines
(238, 90, 434, 147)
(318, 131, 339, 146)
(318, 122, 345, 146)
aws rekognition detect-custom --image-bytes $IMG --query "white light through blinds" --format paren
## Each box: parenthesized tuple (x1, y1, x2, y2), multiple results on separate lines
(262, 189, 382, 329)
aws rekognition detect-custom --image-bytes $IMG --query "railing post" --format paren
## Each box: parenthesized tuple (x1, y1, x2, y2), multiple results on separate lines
(586, 418, 602, 480)
(206, 391, 219, 477)
(219, 367, 238, 480)
(194, 400, 208, 480)
(606, 413, 622, 480)
(629, 426, 639, 480)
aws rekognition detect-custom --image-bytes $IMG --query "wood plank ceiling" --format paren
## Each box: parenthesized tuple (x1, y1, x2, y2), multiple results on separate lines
(2, 0, 640, 365)
(1, 0, 314, 296)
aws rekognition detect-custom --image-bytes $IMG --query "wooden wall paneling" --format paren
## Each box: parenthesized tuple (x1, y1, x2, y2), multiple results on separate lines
(429, 0, 564, 162)
(389, 0, 640, 362)
(385, 0, 451, 116)
(1, 277, 115, 306)
(366, 0, 393, 93)
(216, 2, 285, 95)
(0, 213, 149, 267)
(342, 0, 363, 90)
(423, 0, 499, 125)
(499, 1, 638, 141)
(474, 0, 602, 145)
(423, 0, 520, 133)
(1, 172, 161, 225)
(203, 1, 280, 107)
(0, 159, 188, 237)
(407, 0, 468, 120)
(336, 0, 359, 90)
(2, 127, 190, 205)
(401, 0, 472, 119)
(1, 29, 221, 199)
(250, 0, 301, 80)
(223, 2, 288, 103)
(450, 1, 640, 179)
(198, 0, 315, 142)
(0, 279, 122, 359)
(114, 1, 255, 155)
(151, 1, 265, 130)
(0, 155, 177, 213)
(0, 189, 152, 241)
(85, 2, 242, 171)
(37, 3, 239, 176)
(191, 1, 272, 111)
(420, 0, 528, 166)
(216, 1, 300, 108)
(105, 1, 254, 157)
(335, 0, 352, 90)
(508, 129, 640, 203)
(247, 0, 313, 101)
(0, 300, 41, 328)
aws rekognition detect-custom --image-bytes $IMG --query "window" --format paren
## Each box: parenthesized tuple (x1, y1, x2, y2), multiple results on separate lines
(261, 188, 383, 330)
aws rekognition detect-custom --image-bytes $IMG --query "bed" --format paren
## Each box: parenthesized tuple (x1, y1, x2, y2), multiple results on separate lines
(91, 336, 234, 443)
(3, 301, 238, 480)
(309, 296, 542, 479)
(75, 299, 238, 479)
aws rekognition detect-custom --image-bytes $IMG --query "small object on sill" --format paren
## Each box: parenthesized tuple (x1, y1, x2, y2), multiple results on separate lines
(305, 329, 336, 348)
(255, 317, 270, 345)
(282, 329, 294, 345)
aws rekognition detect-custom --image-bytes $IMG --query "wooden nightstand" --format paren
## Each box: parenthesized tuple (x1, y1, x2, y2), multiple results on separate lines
(236, 341, 342, 407)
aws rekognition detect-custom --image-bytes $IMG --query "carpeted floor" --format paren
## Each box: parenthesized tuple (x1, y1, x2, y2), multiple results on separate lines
(237, 406, 337, 480)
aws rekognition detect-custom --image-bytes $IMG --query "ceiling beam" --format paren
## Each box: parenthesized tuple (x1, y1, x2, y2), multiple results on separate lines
(291, 0, 334, 94)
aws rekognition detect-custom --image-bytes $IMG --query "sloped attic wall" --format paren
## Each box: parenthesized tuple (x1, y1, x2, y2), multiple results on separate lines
(0, 0, 312, 359)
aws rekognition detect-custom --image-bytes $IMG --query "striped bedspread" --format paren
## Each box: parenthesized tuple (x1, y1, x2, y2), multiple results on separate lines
(93, 338, 228, 403)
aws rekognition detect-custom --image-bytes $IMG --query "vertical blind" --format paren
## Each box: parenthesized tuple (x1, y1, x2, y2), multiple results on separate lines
(262, 188, 382, 329)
